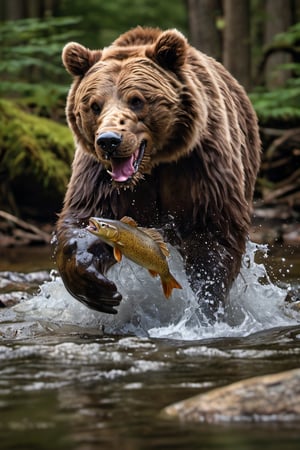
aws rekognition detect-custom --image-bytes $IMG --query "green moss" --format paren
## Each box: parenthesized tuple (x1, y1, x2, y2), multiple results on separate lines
(0, 99, 74, 220)
(0, 99, 74, 191)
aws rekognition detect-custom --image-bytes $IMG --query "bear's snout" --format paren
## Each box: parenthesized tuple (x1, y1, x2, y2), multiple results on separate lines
(96, 131, 122, 155)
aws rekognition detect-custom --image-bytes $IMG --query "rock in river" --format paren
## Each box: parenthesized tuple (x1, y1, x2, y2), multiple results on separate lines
(162, 368, 300, 423)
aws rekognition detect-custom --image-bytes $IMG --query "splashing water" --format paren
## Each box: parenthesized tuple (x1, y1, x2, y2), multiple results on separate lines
(9, 241, 299, 340)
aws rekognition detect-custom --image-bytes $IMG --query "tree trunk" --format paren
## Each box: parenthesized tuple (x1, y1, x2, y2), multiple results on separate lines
(25, 0, 43, 17)
(4, 0, 25, 19)
(187, 0, 222, 60)
(223, 0, 251, 91)
(2, 0, 60, 19)
(264, 0, 292, 89)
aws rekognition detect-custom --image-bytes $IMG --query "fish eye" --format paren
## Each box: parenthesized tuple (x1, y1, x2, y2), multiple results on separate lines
(100, 222, 106, 228)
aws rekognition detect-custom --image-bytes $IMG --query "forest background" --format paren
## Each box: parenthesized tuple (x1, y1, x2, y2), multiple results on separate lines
(0, 0, 300, 246)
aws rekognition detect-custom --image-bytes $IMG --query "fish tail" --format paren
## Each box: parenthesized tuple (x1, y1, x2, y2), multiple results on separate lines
(161, 273, 182, 299)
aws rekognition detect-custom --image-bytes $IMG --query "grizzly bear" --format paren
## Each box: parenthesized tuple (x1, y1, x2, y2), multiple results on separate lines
(55, 27, 261, 319)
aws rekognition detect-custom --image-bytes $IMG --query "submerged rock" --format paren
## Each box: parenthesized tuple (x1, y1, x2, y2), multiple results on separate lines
(162, 368, 300, 423)
(0, 270, 52, 307)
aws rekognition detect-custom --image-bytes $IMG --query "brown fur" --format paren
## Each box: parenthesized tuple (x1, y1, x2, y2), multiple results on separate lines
(56, 27, 261, 318)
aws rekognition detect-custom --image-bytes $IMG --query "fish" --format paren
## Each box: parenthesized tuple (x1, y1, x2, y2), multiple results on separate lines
(86, 216, 182, 298)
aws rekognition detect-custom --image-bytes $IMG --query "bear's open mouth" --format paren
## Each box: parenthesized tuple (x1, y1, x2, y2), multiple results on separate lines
(107, 140, 146, 182)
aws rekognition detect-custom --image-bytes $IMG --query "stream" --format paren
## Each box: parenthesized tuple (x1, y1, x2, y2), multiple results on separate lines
(0, 240, 300, 450)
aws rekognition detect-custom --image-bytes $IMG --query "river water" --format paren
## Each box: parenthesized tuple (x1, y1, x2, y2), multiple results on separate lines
(0, 241, 300, 450)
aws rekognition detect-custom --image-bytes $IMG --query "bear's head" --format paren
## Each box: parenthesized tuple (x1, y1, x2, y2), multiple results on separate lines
(62, 27, 205, 187)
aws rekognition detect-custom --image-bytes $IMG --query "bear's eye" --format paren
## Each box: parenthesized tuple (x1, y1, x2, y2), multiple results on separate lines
(129, 96, 145, 112)
(90, 102, 102, 115)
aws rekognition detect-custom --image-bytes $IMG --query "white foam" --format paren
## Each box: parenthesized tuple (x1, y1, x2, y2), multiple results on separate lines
(12, 241, 299, 340)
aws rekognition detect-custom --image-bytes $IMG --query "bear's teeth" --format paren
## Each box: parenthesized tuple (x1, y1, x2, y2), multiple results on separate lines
(133, 140, 146, 172)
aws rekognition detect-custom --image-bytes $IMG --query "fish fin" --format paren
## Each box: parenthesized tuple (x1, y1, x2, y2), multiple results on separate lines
(161, 274, 182, 299)
(148, 269, 158, 278)
(113, 247, 122, 262)
(120, 216, 138, 227)
(140, 228, 170, 257)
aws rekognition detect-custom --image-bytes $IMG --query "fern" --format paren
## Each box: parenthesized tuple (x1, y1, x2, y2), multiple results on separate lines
(273, 22, 300, 46)
(250, 22, 300, 124)
(0, 16, 82, 117)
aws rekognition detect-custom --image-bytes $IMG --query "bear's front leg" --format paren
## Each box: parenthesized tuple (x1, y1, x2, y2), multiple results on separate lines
(182, 232, 241, 323)
(55, 218, 122, 314)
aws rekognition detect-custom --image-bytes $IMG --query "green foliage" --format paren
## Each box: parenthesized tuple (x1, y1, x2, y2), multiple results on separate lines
(250, 77, 300, 123)
(0, 99, 74, 218)
(272, 22, 300, 47)
(250, 22, 300, 124)
(0, 16, 82, 117)
(58, 0, 188, 48)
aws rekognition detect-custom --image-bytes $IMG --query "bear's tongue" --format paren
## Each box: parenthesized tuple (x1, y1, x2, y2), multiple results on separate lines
(110, 154, 135, 182)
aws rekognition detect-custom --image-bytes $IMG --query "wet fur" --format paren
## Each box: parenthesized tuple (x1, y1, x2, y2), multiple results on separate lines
(56, 27, 261, 317)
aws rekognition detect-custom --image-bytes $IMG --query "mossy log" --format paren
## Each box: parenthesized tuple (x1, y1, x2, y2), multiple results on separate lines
(0, 99, 74, 221)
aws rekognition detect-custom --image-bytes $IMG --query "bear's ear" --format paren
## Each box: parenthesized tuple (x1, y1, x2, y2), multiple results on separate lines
(62, 42, 102, 77)
(148, 29, 187, 71)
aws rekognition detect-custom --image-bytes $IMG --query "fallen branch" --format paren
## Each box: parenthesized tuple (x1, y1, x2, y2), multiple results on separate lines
(0, 210, 50, 244)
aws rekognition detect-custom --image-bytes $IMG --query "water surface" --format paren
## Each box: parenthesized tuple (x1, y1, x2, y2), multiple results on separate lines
(0, 241, 300, 450)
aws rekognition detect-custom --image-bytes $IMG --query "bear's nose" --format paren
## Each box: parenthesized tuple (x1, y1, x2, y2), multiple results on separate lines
(96, 132, 122, 154)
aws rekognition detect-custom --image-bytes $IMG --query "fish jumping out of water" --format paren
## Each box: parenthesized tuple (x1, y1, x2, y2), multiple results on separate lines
(87, 216, 182, 298)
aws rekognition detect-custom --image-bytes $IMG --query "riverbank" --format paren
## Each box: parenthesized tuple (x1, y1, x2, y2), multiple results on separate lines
(251, 203, 300, 246)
